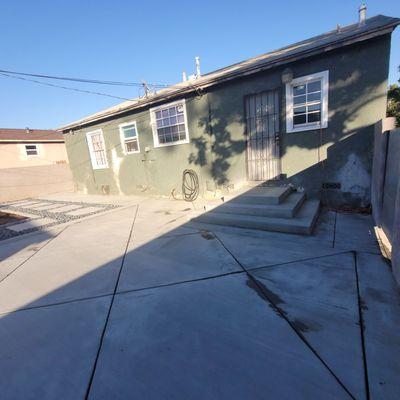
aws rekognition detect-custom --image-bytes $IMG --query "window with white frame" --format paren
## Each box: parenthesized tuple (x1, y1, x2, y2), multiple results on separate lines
(285, 70, 329, 133)
(25, 144, 38, 156)
(150, 100, 189, 147)
(119, 121, 140, 154)
(86, 129, 108, 169)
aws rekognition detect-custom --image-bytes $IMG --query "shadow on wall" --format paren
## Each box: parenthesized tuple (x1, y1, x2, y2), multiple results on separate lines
(183, 61, 387, 207)
(188, 94, 246, 186)
(281, 67, 387, 207)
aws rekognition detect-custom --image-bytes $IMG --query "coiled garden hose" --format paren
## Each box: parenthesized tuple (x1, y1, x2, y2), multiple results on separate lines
(182, 169, 199, 202)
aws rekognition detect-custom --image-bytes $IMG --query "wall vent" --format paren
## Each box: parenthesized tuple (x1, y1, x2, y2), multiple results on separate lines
(322, 182, 341, 190)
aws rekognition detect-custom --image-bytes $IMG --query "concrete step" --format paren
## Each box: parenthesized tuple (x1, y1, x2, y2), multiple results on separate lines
(193, 199, 320, 235)
(210, 192, 306, 219)
(228, 186, 292, 205)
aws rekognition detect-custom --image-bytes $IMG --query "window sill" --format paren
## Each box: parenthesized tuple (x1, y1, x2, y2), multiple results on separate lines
(287, 123, 327, 133)
(153, 139, 190, 148)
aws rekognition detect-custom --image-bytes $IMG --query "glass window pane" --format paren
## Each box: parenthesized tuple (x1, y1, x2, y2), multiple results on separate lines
(155, 103, 186, 144)
(308, 80, 321, 93)
(293, 95, 306, 105)
(293, 114, 307, 125)
(123, 125, 136, 138)
(293, 84, 306, 96)
(294, 106, 306, 115)
(308, 103, 321, 112)
(307, 92, 321, 102)
(126, 140, 138, 152)
(308, 112, 321, 123)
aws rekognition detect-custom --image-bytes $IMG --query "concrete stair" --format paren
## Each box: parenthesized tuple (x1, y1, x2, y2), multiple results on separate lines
(193, 186, 320, 235)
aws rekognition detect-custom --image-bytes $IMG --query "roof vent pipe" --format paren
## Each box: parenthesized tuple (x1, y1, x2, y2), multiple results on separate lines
(182, 71, 187, 82)
(25, 127, 30, 134)
(359, 4, 367, 26)
(195, 56, 201, 78)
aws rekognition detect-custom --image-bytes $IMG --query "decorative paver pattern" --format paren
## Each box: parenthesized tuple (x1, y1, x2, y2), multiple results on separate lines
(0, 198, 120, 241)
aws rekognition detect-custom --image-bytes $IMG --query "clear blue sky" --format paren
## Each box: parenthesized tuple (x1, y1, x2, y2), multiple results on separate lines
(0, 0, 399, 129)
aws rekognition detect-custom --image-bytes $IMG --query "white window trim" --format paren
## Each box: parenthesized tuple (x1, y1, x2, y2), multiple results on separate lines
(86, 129, 108, 170)
(25, 144, 39, 157)
(119, 120, 140, 155)
(150, 99, 190, 148)
(285, 70, 329, 133)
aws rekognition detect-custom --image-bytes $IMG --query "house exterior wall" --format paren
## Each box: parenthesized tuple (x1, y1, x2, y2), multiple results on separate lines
(65, 34, 391, 207)
(0, 142, 68, 169)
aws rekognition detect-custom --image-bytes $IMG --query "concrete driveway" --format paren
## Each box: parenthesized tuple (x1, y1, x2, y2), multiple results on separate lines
(0, 194, 399, 399)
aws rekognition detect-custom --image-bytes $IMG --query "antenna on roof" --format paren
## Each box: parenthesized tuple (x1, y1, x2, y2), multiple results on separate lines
(195, 56, 201, 79)
(142, 81, 151, 97)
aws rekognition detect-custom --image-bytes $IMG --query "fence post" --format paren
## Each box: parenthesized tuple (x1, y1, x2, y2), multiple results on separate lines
(392, 177, 400, 284)
(371, 119, 390, 225)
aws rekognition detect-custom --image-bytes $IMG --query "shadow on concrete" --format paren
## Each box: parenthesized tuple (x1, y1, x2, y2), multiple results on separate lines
(0, 187, 390, 399)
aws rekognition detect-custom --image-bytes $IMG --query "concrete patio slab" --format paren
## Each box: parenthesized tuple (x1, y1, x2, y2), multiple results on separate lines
(334, 212, 379, 253)
(0, 256, 31, 281)
(118, 231, 240, 292)
(89, 274, 351, 400)
(0, 230, 55, 262)
(6, 217, 55, 232)
(0, 193, 399, 399)
(0, 207, 136, 313)
(214, 230, 341, 270)
(127, 199, 197, 248)
(0, 296, 111, 400)
(251, 253, 365, 399)
(356, 252, 400, 399)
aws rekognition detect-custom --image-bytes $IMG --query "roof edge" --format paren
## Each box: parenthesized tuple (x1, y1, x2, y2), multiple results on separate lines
(59, 15, 400, 132)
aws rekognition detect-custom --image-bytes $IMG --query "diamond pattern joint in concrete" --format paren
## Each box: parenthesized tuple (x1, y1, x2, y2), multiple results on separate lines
(252, 253, 365, 399)
(0, 196, 399, 400)
(88, 275, 352, 400)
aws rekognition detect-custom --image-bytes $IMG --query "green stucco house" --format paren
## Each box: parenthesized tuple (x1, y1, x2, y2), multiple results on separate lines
(60, 13, 399, 208)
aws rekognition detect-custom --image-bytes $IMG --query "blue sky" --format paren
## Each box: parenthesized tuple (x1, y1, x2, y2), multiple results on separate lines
(0, 0, 399, 129)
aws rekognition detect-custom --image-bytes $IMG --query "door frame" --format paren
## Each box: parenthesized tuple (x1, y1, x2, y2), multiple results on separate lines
(243, 88, 282, 181)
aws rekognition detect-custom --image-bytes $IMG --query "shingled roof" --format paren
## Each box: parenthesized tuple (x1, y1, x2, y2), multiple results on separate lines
(59, 14, 400, 131)
(0, 128, 64, 142)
